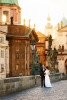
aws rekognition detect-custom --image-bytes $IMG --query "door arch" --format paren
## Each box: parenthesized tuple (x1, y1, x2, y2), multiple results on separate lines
(65, 59, 67, 74)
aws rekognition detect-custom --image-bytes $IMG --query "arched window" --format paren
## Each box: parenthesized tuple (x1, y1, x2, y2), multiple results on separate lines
(3, 11, 9, 22)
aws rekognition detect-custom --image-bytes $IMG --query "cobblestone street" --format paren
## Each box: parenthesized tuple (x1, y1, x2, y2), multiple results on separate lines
(0, 80, 67, 100)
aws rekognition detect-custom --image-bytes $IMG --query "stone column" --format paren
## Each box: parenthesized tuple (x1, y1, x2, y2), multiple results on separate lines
(27, 44, 30, 75)
(18, 10, 21, 24)
(0, 8, 2, 24)
(13, 9, 15, 24)
(25, 45, 26, 75)
(6, 46, 9, 76)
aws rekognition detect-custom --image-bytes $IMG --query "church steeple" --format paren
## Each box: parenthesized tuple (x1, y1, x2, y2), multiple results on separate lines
(45, 14, 52, 29)
(45, 13, 54, 36)
(47, 13, 51, 21)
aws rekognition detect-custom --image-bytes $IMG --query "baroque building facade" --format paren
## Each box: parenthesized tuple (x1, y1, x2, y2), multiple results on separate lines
(0, 0, 39, 77)
(0, 0, 21, 78)
(52, 17, 67, 74)
(0, 25, 38, 76)
(44, 15, 67, 74)
(0, 31, 9, 78)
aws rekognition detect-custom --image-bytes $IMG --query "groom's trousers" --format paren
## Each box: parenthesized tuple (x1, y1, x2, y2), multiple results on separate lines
(41, 76, 45, 87)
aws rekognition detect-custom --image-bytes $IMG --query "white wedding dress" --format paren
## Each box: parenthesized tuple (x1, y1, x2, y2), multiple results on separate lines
(45, 70, 52, 87)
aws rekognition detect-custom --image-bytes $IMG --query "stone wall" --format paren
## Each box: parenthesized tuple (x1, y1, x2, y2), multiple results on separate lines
(0, 73, 67, 96)
(35, 73, 67, 86)
(0, 76, 35, 96)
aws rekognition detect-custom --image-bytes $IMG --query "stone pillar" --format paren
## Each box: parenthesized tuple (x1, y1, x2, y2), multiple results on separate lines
(27, 44, 30, 75)
(13, 9, 15, 24)
(25, 44, 26, 75)
(0, 8, 2, 24)
(6, 46, 9, 77)
(15, 9, 17, 22)
(18, 10, 21, 24)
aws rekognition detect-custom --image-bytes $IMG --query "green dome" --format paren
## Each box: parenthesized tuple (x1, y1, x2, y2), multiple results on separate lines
(0, 0, 19, 7)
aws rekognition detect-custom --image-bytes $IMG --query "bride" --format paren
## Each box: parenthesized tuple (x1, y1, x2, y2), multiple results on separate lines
(45, 66, 52, 87)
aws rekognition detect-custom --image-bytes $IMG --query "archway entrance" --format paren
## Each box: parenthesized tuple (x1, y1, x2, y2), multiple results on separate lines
(65, 59, 67, 74)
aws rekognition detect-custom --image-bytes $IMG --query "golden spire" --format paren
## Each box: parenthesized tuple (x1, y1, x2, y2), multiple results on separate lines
(23, 19, 25, 26)
(58, 23, 60, 30)
(61, 21, 63, 28)
(28, 19, 31, 28)
(34, 24, 35, 30)
(47, 13, 51, 21)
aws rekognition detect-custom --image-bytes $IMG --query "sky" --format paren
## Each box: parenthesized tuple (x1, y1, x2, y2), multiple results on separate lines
(18, 0, 67, 33)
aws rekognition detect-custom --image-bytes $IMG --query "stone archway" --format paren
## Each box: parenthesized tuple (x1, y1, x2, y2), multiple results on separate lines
(65, 59, 67, 74)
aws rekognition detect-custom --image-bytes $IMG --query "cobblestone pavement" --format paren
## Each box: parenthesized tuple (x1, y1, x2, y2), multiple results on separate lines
(0, 80, 67, 100)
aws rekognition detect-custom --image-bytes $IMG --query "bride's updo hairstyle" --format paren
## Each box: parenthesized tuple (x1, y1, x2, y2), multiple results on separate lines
(46, 66, 49, 70)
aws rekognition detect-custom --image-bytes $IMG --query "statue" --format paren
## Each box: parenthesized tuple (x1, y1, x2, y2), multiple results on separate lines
(11, 17, 13, 25)
(48, 35, 52, 49)
(54, 47, 58, 63)
(31, 51, 40, 75)
(47, 35, 59, 73)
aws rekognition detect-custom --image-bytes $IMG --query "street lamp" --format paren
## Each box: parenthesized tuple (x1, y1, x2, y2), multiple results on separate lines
(30, 40, 36, 64)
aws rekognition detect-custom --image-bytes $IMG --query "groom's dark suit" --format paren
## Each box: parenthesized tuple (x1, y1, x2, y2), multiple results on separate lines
(40, 67, 45, 87)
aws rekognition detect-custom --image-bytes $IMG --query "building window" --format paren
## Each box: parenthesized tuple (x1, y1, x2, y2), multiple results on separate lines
(3, 11, 9, 22)
(16, 53, 19, 59)
(1, 50, 4, 57)
(1, 37, 4, 43)
(16, 64, 19, 70)
(1, 64, 4, 73)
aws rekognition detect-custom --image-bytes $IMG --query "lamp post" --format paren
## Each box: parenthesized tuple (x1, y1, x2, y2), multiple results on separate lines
(30, 40, 36, 65)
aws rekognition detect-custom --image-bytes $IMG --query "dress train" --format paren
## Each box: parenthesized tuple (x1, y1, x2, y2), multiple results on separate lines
(45, 70, 52, 87)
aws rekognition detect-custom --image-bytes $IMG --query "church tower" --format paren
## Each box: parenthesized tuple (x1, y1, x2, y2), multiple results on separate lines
(45, 14, 53, 36)
(0, 0, 21, 25)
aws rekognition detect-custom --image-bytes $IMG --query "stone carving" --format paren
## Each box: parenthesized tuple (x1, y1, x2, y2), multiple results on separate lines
(47, 35, 59, 73)
(31, 52, 40, 75)
(48, 35, 52, 49)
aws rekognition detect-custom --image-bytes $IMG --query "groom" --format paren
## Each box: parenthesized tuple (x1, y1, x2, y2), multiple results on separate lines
(40, 64, 46, 87)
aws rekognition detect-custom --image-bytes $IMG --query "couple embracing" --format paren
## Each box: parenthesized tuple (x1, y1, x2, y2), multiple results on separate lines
(40, 64, 52, 88)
